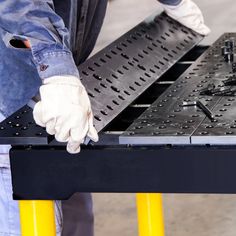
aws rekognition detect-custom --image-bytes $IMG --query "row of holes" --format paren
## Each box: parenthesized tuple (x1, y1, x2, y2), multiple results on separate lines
(81, 42, 177, 76)
(88, 74, 149, 98)
(126, 129, 236, 136)
(84, 18, 194, 71)
(81, 21, 194, 77)
(127, 107, 211, 133)
(83, 45, 179, 86)
(127, 126, 236, 136)
(86, 51, 184, 98)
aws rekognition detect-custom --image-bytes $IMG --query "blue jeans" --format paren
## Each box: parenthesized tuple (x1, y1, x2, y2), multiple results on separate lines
(0, 167, 62, 236)
(0, 166, 64, 236)
(0, 167, 20, 236)
(0, 163, 93, 236)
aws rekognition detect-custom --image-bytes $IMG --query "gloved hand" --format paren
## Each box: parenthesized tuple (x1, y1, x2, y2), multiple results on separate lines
(33, 75, 98, 154)
(160, 0, 210, 36)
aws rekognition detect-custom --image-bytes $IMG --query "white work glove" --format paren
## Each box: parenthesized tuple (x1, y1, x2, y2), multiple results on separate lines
(160, 0, 210, 36)
(33, 76, 99, 154)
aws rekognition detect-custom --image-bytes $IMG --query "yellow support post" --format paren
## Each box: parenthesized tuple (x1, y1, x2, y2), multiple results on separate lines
(19, 200, 56, 236)
(136, 193, 165, 236)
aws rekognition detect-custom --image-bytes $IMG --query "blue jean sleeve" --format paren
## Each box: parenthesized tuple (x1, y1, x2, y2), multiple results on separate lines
(0, 0, 79, 79)
(158, 0, 182, 6)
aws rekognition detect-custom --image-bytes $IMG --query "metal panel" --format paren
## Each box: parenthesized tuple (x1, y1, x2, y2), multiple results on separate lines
(0, 12, 202, 145)
(120, 33, 236, 145)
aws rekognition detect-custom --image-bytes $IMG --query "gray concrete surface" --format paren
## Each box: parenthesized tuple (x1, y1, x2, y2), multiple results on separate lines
(92, 1, 236, 235)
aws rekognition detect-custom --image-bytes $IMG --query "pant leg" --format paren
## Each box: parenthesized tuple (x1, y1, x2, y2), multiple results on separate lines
(0, 157, 63, 236)
(62, 193, 94, 236)
(0, 166, 19, 236)
(0, 116, 20, 235)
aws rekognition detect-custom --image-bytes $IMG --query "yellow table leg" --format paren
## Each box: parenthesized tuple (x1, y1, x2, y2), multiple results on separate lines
(136, 193, 165, 236)
(19, 200, 56, 236)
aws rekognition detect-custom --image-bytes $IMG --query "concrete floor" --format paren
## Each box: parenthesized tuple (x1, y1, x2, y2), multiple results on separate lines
(92, 1, 236, 235)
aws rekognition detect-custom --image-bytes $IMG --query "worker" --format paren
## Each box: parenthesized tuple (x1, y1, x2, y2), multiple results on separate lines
(0, 0, 209, 235)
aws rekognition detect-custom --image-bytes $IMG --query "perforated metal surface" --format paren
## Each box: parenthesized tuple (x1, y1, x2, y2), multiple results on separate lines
(0, 12, 202, 145)
(79, 12, 202, 132)
(0, 106, 50, 144)
(120, 33, 236, 145)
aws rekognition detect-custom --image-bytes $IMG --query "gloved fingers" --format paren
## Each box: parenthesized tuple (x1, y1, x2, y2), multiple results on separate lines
(187, 0, 204, 23)
(180, 17, 210, 36)
(194, 24, 211, 36)
(33, 102, 45, 127)
(66, 138, 85, 154)
(87, 114, 99, 142)
(69, 115, 89, 142)
(162, 0, 210, 36)
(173, 15, 210, 36)
(55, 128, 70, 142)
(45, 119, 57, 135)
(177, 16, 210, 35)
(87, 125, 99, 142)
(67, 142, 81, 154)
(54, 118, 71, 142)
(70, 126, 88, 144)
(66, 121, 89, 154)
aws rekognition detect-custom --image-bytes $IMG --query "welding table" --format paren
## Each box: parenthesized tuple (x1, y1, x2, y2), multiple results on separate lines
(1, 11, 235, 236)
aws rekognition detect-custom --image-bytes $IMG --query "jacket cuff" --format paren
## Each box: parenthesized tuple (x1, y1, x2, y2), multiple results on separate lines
(158, 0, 182, 6)
(34, 51, 80, 80)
